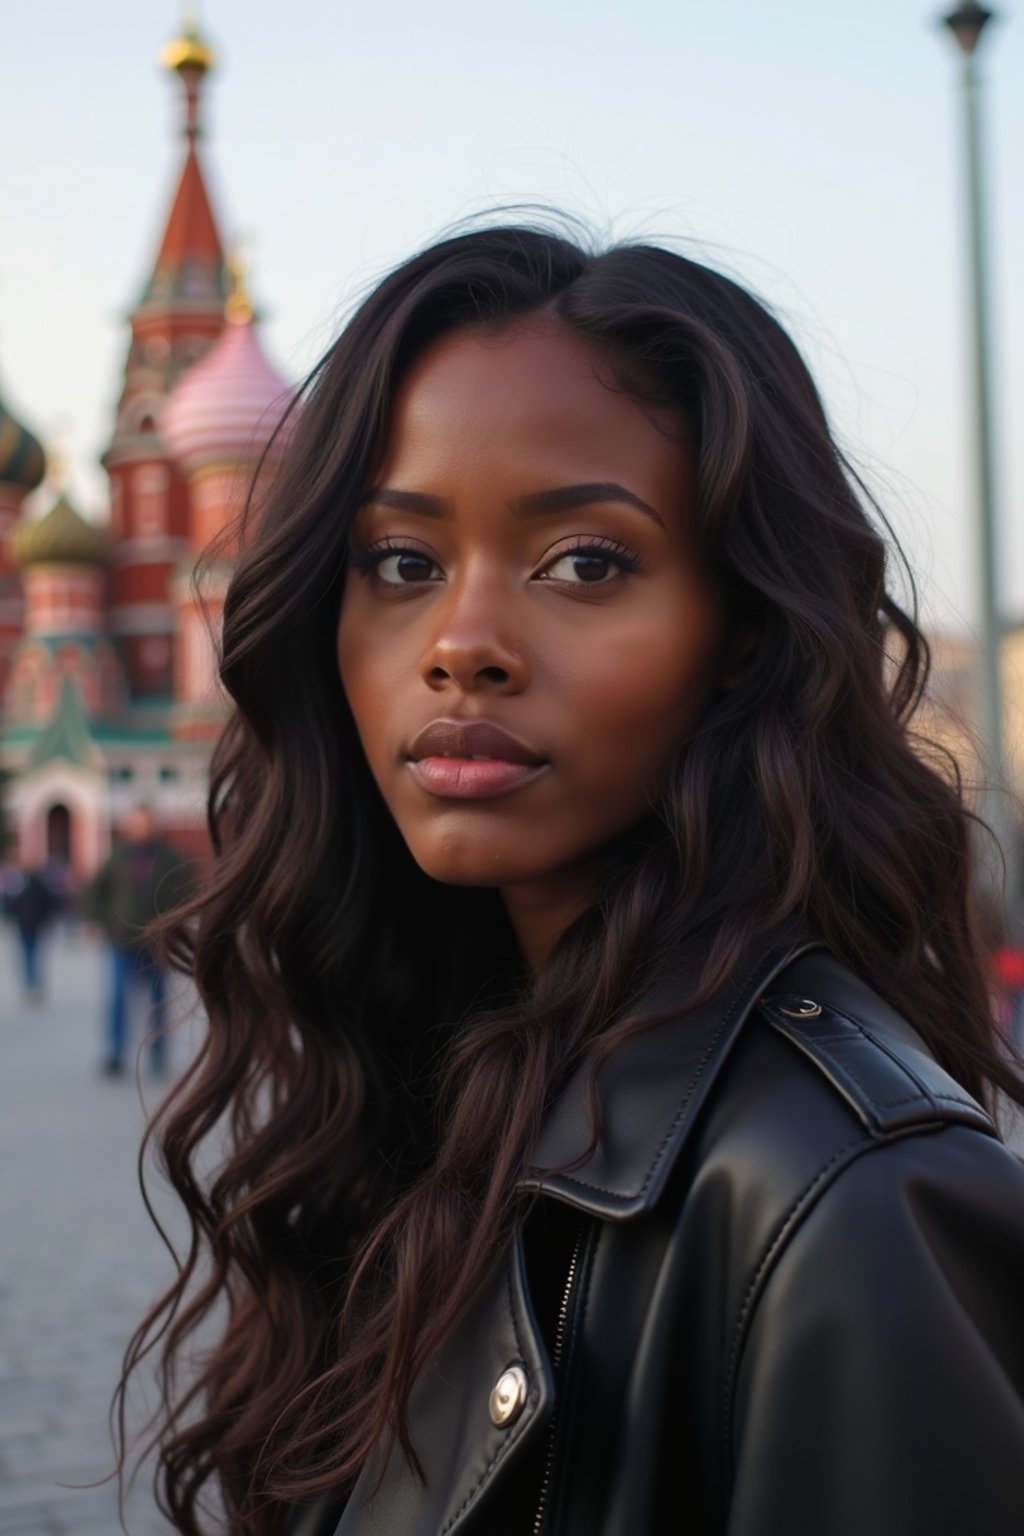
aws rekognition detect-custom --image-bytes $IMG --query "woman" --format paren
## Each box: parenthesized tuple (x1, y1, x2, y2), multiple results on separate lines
(120, 225, 1024, 1535)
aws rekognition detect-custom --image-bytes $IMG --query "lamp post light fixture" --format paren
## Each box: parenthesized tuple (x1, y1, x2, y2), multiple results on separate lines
(941, 3, 1015, 911)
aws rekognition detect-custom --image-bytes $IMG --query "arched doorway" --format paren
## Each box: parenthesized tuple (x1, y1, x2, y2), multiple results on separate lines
(46, 803, 71, 864)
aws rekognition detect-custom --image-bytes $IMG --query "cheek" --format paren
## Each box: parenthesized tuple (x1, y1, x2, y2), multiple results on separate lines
(336, 591, 391, 763)
(565, 606, 721, 785)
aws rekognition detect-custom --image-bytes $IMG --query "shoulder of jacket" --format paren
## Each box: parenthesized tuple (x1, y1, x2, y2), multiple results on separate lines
(759, 949, 997, 1141)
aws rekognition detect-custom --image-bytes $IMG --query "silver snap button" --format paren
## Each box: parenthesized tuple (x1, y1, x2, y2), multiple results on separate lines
(489, 1364, 528, 1427)
(776, 997, 822, 1018)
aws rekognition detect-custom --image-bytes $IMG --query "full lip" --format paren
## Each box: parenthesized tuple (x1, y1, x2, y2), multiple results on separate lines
(404, 719, 551, 801)
(406, 718, 548, 767)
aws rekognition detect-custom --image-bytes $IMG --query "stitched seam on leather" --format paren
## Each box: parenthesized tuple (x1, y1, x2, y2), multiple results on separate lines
(852, 1018, 990, 1117)
(543, 946, 800, 1201)
(438, 1262, 533, 1536)
(783, 1020, 926, 1112)
(792, 998, 936, 1104)
(721, 1134, 867, 1475)
(780, 1009, 987, 1116)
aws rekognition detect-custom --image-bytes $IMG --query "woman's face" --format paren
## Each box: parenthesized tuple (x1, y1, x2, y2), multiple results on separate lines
(337, 316, 724, 912)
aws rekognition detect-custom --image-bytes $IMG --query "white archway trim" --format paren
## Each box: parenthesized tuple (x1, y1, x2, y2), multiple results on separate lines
(8, 761, 109, 875)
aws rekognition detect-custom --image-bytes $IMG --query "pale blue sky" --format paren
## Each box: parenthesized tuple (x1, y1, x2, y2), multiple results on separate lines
(1, 0, 1021, 627)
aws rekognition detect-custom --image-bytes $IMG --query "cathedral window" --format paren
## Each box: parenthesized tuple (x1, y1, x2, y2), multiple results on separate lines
(179, 336, 209, 366)
(139, 636, 171, 672)
(134, 465, 170, 537)
(181, 260, 207, 297)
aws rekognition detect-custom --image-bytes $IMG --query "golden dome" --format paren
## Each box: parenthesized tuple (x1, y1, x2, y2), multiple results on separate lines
(11, 492, 112, 569)
(160, 11, 216, 76)
(225, 248, 254, 326)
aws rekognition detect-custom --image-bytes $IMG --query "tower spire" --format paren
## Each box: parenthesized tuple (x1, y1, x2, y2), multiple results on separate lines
(100, 17, 229, 704)
(135, 12, 227, 314)
(159, 7, 216, 142)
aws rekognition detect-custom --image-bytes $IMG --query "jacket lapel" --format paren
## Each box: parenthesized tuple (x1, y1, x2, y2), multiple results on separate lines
(519, 927, 822, 1219)
(335, 1233, 554, 1536)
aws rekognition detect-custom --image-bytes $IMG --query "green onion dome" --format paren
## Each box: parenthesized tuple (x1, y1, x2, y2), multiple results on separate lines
(0, 389, 45, 492)
(10, 492, 111, 568)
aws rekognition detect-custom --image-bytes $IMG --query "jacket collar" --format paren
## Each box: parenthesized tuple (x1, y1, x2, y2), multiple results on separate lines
(517, 924, 822, 1220)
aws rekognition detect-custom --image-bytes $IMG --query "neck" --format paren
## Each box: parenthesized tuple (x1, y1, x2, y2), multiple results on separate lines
(500, 864, 600, 973)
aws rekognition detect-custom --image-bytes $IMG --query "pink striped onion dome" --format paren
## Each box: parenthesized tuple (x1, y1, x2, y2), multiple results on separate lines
(161, 308, 295, 476)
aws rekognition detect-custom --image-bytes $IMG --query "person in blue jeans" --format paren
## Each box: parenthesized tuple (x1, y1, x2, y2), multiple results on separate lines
(81, 804, 194, 1076)
(107, 943, 169, 1074)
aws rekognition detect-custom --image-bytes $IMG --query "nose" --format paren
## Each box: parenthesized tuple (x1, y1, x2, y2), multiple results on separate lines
(419, 577, 528, 695)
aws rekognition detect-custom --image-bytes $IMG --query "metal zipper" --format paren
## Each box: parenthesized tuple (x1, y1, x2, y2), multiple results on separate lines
(531, 1223, 586, 1536)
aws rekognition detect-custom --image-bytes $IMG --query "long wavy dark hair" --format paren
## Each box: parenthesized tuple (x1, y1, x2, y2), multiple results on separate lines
(116, 223, 1022, 1534)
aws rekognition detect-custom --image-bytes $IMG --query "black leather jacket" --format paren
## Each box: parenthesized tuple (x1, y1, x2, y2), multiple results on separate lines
(291, 934, 1024, 1536)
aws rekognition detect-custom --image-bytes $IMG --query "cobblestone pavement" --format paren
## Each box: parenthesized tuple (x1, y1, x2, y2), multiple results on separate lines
(1, 924, 201, 1535)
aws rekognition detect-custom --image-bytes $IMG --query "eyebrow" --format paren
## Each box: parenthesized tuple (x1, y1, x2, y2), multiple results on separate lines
(358, 482, 665, 527)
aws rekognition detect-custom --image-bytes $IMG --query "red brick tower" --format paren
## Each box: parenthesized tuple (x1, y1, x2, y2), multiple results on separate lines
(7, 487, 119, 730)
(100, 16, 228, 704)
(5, 487, 125, 875)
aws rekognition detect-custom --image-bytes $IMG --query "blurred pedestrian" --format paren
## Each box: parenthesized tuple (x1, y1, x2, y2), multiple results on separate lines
(993, 943, 1024, 1049)
(3, 862, 60, 1004)
(81, 803, 194, 1076)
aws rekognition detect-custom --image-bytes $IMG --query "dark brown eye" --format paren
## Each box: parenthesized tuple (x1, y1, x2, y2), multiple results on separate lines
(538, 539, 640, 587)
(395, 553, 435, 582)
(542, 551, 620, 585)
(371, 550, 441, 584)
(570, 554, 611, 582)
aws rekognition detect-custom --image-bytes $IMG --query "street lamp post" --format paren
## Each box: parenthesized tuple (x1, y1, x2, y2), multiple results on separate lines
(941, 3, 1015, 912)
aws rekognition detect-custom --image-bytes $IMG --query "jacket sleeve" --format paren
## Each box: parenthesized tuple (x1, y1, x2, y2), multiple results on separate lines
(78, 857, 111, 926)
(727, 1125, 1024, 1536)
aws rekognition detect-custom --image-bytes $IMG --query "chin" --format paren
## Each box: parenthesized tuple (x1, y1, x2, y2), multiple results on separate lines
(405, 832, 562, 890)
(414, 854, 541, 889)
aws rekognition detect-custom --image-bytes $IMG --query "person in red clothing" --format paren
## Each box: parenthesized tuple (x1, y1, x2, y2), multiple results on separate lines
(992, 942, 1024, 1046)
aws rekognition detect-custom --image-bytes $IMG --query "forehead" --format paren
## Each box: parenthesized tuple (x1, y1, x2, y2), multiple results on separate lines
(377, 318, 687, 482)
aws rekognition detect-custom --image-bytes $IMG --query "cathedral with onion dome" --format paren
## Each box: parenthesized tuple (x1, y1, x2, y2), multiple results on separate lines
(0, 16, 293, 876)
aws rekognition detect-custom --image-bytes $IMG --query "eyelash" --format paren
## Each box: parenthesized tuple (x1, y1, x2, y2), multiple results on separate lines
(539, 536, 643, 582)
(347, 535, 643, 585)
(347, 536, 423, 575)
